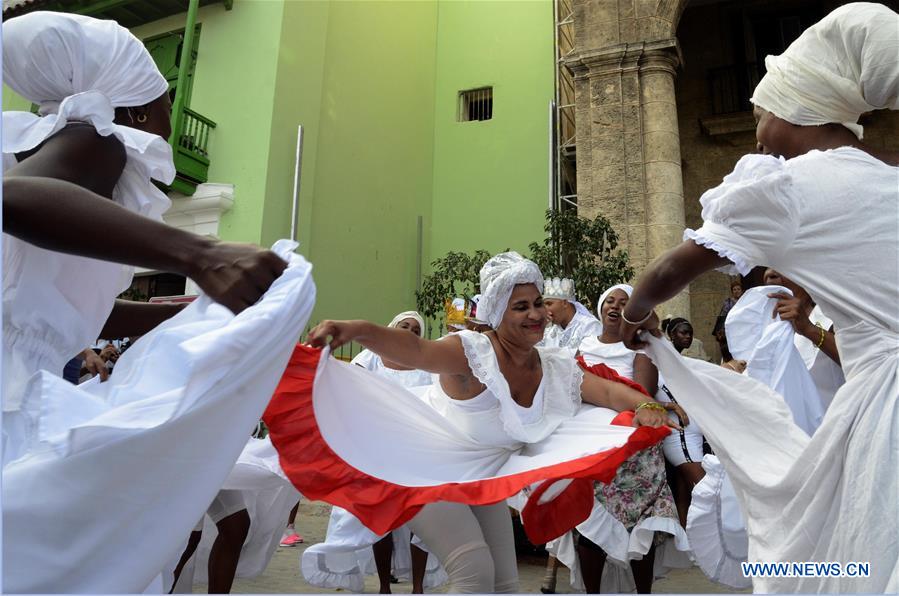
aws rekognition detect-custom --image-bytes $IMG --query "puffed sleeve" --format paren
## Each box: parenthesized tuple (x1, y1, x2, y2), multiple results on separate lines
(350, 349, 376, 370)
(684, 154, 800, 276)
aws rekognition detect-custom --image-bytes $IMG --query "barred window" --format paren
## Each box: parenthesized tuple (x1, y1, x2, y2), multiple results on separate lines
(458, 87, 493, 122)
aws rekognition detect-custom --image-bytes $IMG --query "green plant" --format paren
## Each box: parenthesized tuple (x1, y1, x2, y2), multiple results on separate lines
(415, 250, 491, 321)
(528, 208, 634, 312)
(118, 287, 149, 302)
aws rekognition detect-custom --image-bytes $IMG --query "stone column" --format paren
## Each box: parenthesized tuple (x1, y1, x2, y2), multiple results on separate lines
(567, 39, 690, 318)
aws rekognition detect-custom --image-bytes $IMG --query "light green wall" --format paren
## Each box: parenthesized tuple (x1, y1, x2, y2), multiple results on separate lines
(3, 0, 554, 331)
(132, 0, 285, 245)
(2, 84, 32, 111)
(430, 0, 554, 259)
(260, 0, 330, 248)
(301, 0, 439, 327)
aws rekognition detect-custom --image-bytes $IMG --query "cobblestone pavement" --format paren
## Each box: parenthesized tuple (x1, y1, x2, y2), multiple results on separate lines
(193, 502, 749, 594)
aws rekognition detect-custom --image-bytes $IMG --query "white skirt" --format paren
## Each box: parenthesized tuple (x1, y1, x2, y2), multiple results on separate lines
(686, 454, 750, 589)
(301, 506, 447, 592)
(2, 241, 315, 593)
(645, 331, 898, 592)
(169, 437, 302, 592)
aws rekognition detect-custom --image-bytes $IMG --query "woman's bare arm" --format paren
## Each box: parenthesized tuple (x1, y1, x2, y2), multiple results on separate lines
(308, 320, 471, 376)
(622, 241, 728, 349)
(579, 372, 678, 429)
(3, 127, 287, 314)
(99, 300, 187, 339)
(632, 354, 659, 396)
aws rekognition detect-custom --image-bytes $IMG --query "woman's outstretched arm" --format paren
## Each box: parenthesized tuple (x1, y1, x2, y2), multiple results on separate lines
(308, 320, 471, 376)
(580, 372, 678, 429)
(3, 128, 286, 314)
(621, 241, 728, 349)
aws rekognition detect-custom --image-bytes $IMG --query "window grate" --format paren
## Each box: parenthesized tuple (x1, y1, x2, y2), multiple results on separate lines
(458, 87, 493, 122)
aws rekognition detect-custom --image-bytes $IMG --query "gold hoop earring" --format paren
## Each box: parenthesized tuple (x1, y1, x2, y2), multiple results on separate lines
(136, 114, 148, 123)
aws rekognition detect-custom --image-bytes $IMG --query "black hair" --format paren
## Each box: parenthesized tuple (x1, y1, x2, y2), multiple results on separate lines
(666, 317, 692, 338)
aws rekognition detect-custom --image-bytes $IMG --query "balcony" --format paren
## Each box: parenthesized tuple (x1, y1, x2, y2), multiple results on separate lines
(170, 106, 216, 195)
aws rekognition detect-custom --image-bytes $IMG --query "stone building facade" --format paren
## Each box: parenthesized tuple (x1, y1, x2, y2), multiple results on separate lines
(568, 0, 899, 359)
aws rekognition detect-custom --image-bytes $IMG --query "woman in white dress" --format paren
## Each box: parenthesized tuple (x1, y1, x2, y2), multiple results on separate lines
(620, 4, 898, 591)
(557, 284, 690, 594)
(2, 12, 313, 592)
(304, 310, 445, 594)
(283, 252, 676, 593)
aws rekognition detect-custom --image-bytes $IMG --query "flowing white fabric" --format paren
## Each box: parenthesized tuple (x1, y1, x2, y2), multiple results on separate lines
(725, 286, 825, 435)
(301, 506, 447, 592)
(548, 336, 692, 592)
(169, 437, 302, 592)
(478, 252, 544, 329)
(308, 341, 638, 488)
(2, 241, 316, 593)
(750, 3, 899, 139)
(669, 146, 898, 591)
(794, 305, 845, 409)
(686, 455, 750, 589)
(351, 349, 434, 387)
(301, 356, 446, 591)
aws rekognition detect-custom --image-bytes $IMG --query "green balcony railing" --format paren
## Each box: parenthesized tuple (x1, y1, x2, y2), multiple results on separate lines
(170, 106, 216, 195)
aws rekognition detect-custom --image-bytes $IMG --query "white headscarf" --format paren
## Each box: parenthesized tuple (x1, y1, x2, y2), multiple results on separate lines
(595, 283, 633, 320)
(388, 311, 425, 337)
(478, 252, 544, 329)
(750, 2, 899, 140)
(3, 12, 175, 218)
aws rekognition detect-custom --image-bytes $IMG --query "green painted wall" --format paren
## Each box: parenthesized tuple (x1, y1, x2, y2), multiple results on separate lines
(3, 0, 554, 332)
(300, 0, 439, 327)
(2, 84, 32, 111)
(430, 0, 554, 259)
(132, 0, 285, 245)
(260, 0, 330, 248)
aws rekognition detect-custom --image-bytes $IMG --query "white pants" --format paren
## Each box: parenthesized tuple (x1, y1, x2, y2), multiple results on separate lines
(407, 502, 518, 593)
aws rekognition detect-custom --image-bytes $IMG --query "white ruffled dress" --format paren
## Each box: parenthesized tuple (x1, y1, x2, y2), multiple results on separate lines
(546, 338, 692, 593)
(2, 102, 317, 592)
(302, 354, 447, 592)
(264, 330, 671, 558)
(653, 149, 898, 592)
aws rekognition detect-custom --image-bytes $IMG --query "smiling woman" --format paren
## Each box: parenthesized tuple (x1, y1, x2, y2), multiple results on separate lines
(265, 251, 678, 594)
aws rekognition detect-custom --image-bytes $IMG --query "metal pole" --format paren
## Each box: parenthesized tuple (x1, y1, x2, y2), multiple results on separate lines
(169, 0, 199, 152)
(290, 125, 305, 242)
(416, 215, 423, 293)
(549, 100, 556, 212)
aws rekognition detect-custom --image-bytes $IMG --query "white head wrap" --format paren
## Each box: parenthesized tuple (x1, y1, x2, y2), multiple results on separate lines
(468, 294, 489, 326)
(388, 311, 425, 337)
(596, 283, 633, 320)
(478, 252, 544, 329)
(3, 12, 175, 218)
(750, 3, 899, 140)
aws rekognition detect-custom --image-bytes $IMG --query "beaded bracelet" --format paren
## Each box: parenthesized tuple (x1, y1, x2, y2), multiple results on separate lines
(815, 322, 826, 349)
(635, 401, 666, 414)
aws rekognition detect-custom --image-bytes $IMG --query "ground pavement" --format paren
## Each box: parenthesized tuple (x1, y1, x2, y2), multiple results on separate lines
(194, 501, 750, 594)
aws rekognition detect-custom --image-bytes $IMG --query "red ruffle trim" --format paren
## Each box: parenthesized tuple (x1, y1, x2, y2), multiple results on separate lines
(264, 344, 668, 543)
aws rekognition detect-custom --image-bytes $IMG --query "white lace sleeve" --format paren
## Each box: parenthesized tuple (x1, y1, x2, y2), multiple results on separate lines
(456, 330, 496, 389)
(538, 348, 583, 414)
